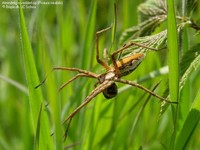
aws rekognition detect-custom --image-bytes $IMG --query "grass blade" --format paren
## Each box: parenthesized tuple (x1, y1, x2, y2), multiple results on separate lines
(0, 74, 28, 95)
(80, 0, 97, 69)
(167, 0, 179, 103)
(175, 90, 200, 149)
(167, 0, 179, 148)
(18, 1, 53, 149)
(35, 104, 42, 150)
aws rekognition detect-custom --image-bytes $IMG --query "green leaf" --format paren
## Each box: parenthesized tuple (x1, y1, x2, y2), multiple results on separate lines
(119, 16, 167, 45)
(138, 0, 167, 21)
(119, 0, 167, 45)
(119, 30, 167, 58)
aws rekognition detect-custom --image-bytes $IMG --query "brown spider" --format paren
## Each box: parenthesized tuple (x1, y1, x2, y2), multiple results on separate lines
(35, 4, 177, 141)
(36, 27, 176, 140)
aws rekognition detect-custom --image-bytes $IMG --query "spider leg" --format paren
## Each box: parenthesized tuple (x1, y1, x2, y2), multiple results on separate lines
(63, 80, 114, 140)
(58, 73, 94, 92)
(53, 67, 99, 92)
(95, 3, 117, 71)
(35, 67, 99, 89)
(114, 78, 177, 104)
(53, 67, 98, 78)
(96, 27, 112, 70)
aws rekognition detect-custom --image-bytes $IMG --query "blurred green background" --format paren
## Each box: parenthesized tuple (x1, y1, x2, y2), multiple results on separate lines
(0, 0, 200, 149)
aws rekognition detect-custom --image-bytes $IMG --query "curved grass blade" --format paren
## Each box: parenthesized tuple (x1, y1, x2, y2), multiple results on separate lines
(18, 1, 53, 149)
(0, 74, 28, 95)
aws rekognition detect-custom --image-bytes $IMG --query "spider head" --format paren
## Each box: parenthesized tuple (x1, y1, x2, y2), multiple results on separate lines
(103, 83, 118, 99)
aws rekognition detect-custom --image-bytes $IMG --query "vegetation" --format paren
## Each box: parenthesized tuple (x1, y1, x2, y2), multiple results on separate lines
(0, 0, 199, 149)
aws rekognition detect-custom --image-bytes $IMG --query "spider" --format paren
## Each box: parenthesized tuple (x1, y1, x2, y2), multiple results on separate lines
(36, 27, 176, 140)
(36, 4, 177, 140)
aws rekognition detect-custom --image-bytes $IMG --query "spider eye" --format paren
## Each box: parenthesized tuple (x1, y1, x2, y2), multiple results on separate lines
(103, 83, 118, 99)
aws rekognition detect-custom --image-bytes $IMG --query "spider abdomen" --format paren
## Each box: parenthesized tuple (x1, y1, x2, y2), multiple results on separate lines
(103, 83, 118, 99)
(117, 53, 145, 76)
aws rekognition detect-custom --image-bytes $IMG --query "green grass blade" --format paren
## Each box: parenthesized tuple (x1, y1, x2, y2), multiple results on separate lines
(35, 104, 43, 150)
(22, 96, 32, 150)
(0, 74, 28, 95)
(167, 0, 179, 148)
(80, 0, 97, 69)
(167, 0, 179, 103)
(18, 1, 53, 149)
(175, 90, 200, 149)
